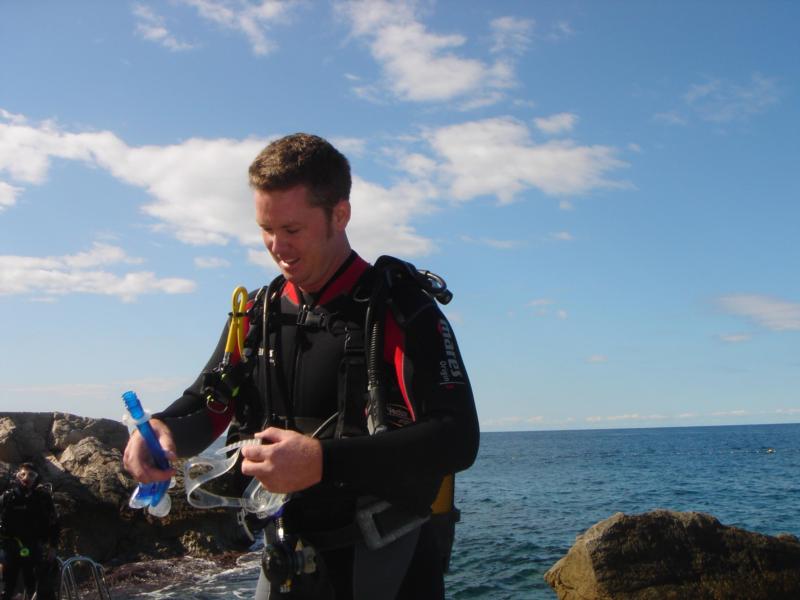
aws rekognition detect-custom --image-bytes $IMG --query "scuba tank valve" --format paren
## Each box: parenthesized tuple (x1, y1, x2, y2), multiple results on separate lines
(123, 390, 174, 517)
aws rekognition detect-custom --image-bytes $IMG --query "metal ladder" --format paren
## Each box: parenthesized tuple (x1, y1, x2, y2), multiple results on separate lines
(57, 555, 112, 600)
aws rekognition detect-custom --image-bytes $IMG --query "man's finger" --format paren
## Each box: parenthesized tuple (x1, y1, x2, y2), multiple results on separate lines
(254, 426, 288, 442)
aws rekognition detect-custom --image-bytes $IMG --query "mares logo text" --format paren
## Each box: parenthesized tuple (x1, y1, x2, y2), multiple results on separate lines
(438, 319, 464, 383)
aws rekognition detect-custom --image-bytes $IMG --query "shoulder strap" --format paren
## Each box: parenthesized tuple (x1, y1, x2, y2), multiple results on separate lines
(255, 274, 286, 429)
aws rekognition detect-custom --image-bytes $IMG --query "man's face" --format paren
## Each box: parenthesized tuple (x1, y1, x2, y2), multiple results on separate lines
(254, 184, 351, 293)
(16, 467, 37, 489)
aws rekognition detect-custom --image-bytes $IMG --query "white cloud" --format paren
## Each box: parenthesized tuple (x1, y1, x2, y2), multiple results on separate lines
(0, 117, 267, 245)
(0, 109, 27, 124)
(550, 231, 574, 241)
(0, 243, 196, 302)
(178, 0, 294, 55)
(65, 242, 144, 268)
(395, 152, 438, 179)
(718, 294, 800, 331)
(658, 74, 779, 126)
(528, 298, 568, 319)
(654, 110, 688, 126)
(133, 4, 195, 51)
(559, 200, 574, 211)
(587, 354, 608, 363)
(718, 333, 751, 344)
(534, 112, 578, 135)
(546, 20, 574, 41)
(710, 409, 748, 417)
(490, 16, 534, 55)
(0, 113, 99, 184)
(585, 413, 667, 422)
(330, 136, 367, 157)
(247, 248, 277, 270)
(684, 74, 778, 122)
(338, 0, 514, 104)
(104, 136, 269, 246)
(0, 112, 438, 273)
(194, 256, 232, 269)
(1, 110, 629, 289)
(461, 236, 523, 250)
(347, 176, 437, 260)
(0, 181, 23, 211)
(423, 117, 628, 203)
(529, 298, 553, 308)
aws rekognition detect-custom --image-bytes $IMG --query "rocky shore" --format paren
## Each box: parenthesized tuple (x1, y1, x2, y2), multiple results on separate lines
(102, 552, 252, 596)
(0, 412, 251, 564)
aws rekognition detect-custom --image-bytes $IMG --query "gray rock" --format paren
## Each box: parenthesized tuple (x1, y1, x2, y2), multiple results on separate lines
(50, 412, 129, 452)
(1, 413, 51, 462)
(0, 412, 251, 564)
(544, 509, 800, 600)
(0, 416, 22, 463)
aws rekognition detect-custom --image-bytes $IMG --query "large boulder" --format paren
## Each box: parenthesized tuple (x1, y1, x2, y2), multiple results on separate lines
(544, 510, 800, 600)
(0, 412, 251, 564)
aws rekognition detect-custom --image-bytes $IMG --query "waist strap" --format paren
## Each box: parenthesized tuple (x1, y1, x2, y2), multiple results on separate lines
(300, 499, 429, 552)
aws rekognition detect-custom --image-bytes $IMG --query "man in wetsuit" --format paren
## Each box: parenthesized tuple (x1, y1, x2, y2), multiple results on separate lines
(0, 463, 59, 600)
(123, 133, 479, 599)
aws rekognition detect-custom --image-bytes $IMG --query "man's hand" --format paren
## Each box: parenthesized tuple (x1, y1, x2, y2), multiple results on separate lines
(122, 418, 177, 483)
(240, 427, 323, 494)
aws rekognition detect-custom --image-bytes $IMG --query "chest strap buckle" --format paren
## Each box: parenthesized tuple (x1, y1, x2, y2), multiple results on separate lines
(296, 306, 327, 329)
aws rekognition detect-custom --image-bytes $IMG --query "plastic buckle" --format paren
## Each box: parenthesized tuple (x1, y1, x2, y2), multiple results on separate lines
(355, 500, 429, 551)
(296, 306, 326, 329)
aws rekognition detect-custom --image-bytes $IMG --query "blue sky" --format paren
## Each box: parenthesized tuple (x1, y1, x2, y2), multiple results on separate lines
(1, 1, 798, 431)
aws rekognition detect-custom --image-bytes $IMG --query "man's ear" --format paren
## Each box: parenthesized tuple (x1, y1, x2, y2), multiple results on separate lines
(332, 200, 351, 231)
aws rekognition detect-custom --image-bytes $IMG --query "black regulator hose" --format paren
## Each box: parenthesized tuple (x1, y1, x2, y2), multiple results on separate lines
(364, 285, 389, 434)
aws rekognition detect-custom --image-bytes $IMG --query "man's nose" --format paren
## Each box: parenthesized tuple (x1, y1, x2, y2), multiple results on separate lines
(270, 233, 289, 256)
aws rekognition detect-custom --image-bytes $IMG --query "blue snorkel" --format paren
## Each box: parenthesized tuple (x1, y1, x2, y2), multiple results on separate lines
(122, 390, 172, 517)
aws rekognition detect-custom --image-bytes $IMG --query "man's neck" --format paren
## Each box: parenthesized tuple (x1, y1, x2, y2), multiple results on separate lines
(299, 250, 357, 305)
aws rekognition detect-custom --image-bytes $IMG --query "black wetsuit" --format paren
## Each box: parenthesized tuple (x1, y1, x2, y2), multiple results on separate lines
(0, 483, 59, 600)
(157, 252, 479, 599)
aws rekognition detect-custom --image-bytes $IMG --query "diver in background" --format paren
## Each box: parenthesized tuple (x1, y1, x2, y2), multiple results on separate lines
(0, 462, 59, 600)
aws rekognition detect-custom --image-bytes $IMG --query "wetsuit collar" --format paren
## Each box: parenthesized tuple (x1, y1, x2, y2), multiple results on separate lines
(286, 251, 370, 307)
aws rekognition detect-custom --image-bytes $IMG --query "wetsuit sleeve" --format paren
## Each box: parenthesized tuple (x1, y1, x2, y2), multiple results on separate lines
(320, 300, 479, 512)
(152, 321, 233, 457)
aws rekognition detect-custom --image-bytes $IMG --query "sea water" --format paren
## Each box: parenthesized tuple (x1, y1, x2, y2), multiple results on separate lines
(115, 423, 800, 599)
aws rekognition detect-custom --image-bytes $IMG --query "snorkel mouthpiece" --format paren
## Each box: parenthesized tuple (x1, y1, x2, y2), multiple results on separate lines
(123, 390, 173, 517)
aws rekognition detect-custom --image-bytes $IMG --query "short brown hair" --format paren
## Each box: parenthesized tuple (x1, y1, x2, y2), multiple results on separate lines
(248, 133, 351, 214)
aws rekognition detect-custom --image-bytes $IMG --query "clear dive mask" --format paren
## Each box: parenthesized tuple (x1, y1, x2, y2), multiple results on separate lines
(183, 439, 288, 519)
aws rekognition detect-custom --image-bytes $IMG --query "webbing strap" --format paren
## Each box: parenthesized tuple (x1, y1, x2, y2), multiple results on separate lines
(299, 500, 428, 552)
